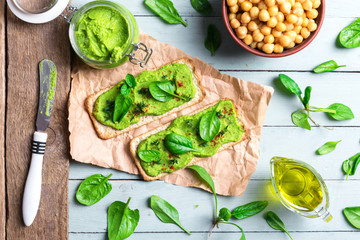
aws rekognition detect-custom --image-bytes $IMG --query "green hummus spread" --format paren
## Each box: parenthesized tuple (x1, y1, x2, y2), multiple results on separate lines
(93, 63, 196, 129)
(75, 6, 130, 62)
(137, 100, 245, 177)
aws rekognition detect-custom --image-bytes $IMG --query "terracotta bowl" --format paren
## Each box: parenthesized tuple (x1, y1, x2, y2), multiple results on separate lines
(222, 0, 325, 57)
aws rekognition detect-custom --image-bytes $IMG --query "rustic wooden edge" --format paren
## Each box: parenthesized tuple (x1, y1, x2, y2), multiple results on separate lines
(5, 6, 71, 240)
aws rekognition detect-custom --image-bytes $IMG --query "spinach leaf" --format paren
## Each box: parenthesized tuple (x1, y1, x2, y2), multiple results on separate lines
(191, 0, 212, 14)
(150, 195, 191, 234)
(120, 84, 130, 95)
(125, 74, 136, 88)
(279, 74, 302, 97)
(138, 150, 160, 163)
(344, 207, 360, 229)
(232, 201, 268, 220)
(205, 24, 221, 56)
(302, 86, 312, 108)
(327, 103, 354, 121)
(316, 140, 341, 155)
(164, 133, 200, 154)
(342, 152, 360, 179)
(342, 160, 352, 180)
(219, 208, 231, 221)
(76, 174, 112, 206)
(199, 100, 221, 141)
(339, 17, 360, 48)
(265, 211, 293, 240)
(149, 81, 186, 102)
(186, 165, 218, 218)
(144, 0, 187, 27)
(291, 111, 311, 130)
(313, 60, 346, 73)
(108, 198, 140, 240)
(113, 95, 133, 123)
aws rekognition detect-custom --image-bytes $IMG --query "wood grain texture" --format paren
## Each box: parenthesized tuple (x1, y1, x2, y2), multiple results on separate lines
(5, 7, 71, 240)
(0, 1, 6, 240)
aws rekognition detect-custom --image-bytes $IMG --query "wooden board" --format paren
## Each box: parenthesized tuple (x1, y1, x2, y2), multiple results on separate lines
(5, 7, 71, 240)
(0, 1, 5, 240)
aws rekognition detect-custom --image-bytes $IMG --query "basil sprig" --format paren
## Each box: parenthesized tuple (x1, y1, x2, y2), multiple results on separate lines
(343, 207, 360, 229)
(339, 17, 360, 48)
(199, 100, 221, 141)
(76, 173, 112, 206)
(120, 74, 137, 95)
(138, 150, 161, 162)
(313, 60, 346, 73)
(342, 152, 360, 180)
(165, 133, 200, 154)
(149, 80, 187, 102)
(316, 140, 341, 155)
(278, 74, 354, 130)
(113, 95, 133, 123)
(108, 198, 140, 240)
(144, 0, 187, 27)
(205, 24, 221, 56)
(150, 195, 191, 234)
(191, 0, 212, 14)
(265, 211, 293, 240)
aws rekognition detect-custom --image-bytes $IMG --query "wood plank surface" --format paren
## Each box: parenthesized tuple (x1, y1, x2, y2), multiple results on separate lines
(5, 7, 71, 240)
(0, 1, 6, 239)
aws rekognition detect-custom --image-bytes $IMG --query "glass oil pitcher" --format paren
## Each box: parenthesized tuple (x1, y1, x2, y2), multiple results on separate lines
(270, 157, 332, 222)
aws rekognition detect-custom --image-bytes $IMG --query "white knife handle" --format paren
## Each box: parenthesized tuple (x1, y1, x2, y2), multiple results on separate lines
(22, 131, 47, 226)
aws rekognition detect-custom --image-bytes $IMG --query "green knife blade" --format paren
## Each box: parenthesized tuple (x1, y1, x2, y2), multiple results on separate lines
(36, 59, 57, 132)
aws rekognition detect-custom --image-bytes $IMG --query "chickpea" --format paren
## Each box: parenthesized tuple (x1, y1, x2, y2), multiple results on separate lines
(293, 6, 304, 17)
(293, 2, 302, 9)
(250, 7, 260, 19)
(293, 25, 302, 34)
(238, 0, 246, 3)
(276, 0, 286, 4)
(229, 4, 240, 13)
(264, 34, 275, 43)
(301, 27, 310, 38)
(227, 0, 238, 7)
(248, 21, 259, 31)
(295, 35, 304, 44)
(241, 1, 253, 11)
(280, 2, 291, 14)
(258, 2, 267, 10)
(302, 0, 312, 11)
(250, 41, 258, 49)
(285, 21, 294, 31)
(302, 17, 309, 27)
(286, 14, 298, 24)
(276, 22, 286, 32)
(279, 35, 292, 47)
(230, 18, 241, 29)
(285, 31, 297, 41)
(274, 43, 284, 53)
(243, 34, 253, 45)
(260, 25, 272, 35)
(272, 28, 282, 37)
(250, 0, 261, 3)
(236, 26, 248, 39)
(268, 6, 279, 16)
(313, 0, 321, 9)
(307, 20, 317, 32)
(267, 16, 278, 27)
(276, 12, 285, 22)
(289, 0, 295, 7)
(241, 12, 251, 24)
(253, 29, 261, 36)
(295, 16, 303, 26)
(257, 42, 265, 50)
(262, 43, 275, 53)
(228, 13, 236, 21)
(236, 13, 242, 21)
(254, 32, 265, 42)
(307, 9, 318, 19)
(265, 0, 276, 7)
(259, 9, 271, 22)
(286, 41, 296, 49)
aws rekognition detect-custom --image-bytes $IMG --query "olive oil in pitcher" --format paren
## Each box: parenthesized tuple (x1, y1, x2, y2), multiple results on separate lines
(270, 157, 332, 222)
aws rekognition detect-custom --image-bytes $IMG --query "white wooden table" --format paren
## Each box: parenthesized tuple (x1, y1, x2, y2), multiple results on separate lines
(69, 1, 360, 239)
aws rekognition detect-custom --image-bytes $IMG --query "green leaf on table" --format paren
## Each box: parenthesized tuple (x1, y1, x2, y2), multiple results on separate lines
(150, 195, 192, 234)
(344, 207, 360, 229)
(265, 211, 293, 240)
(232, 201, 268, 220)
(316, 140, 341, 155)
(302, 86, 312, 108)
(205, 24, 221, 56)
(113, 95, 133, 123)
(164, 133, 200, 154)
(313, 60, 346, 73)
(120, 84, 130, 95)
(278, 74, 302, 97)
(149, 81, 186, 102)
(199, 100, 222, 141)
(191, 0, 212, 14)
(342, 152, 360, 179)
(339, 17, 360, 48)
(138, 150, 161, 162)
(219, 208, 231, 221)
(144, 0, 187, 27)
(76, 174, 112, 206)
(291, 111, 311, 130)
(125, 74, 136, 88)
(326, 103, 354, 121)
(221, 222, 246, 240)
(108, 198, 140, 240)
